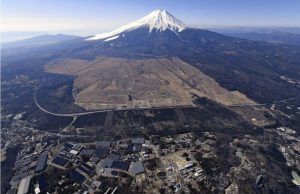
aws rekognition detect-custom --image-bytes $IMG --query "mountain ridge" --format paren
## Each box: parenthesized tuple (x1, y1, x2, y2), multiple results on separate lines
(2, 34, 82, 48)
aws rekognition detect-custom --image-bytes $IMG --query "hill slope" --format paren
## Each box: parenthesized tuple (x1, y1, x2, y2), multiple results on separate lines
(46, 57, 255, 110)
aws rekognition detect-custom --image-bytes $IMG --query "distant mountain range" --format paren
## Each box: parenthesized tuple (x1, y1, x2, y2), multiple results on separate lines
(224, 31, 300, 46)
(206, 27, 300, 46)
(3, 23, 300, 48)
(2, 34, 81, 48)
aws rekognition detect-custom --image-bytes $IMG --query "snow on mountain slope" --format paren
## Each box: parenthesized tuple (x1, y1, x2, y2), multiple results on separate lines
(87, 9, 187, 41)
(103, 35, 119, 42)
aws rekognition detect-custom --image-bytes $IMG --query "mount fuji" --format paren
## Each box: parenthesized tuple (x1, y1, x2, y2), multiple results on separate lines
(3, 9, 300, 113)
(87, 9, 187, 41)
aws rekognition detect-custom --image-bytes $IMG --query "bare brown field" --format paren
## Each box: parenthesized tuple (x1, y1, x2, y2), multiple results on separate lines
(45, 57, 256, 110)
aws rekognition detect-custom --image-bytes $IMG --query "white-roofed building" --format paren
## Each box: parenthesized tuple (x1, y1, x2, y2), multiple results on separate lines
(17, 176, 31, 194)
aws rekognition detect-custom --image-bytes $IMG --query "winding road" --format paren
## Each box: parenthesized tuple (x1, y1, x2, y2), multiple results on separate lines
(34, 84, 273, 133)
(34, 86, 267, 118)
(34, 86, 196, 117)
(34, 86, 115, 117)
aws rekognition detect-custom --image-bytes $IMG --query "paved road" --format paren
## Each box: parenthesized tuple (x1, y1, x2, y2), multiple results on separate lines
(228, 103, 266, 107)
(34, 86, 268, 117)
(17, 120, 90, 138)
(34, 86, 196, 117)
(62, 116, 78, 132)
(34, 86, 118, 117)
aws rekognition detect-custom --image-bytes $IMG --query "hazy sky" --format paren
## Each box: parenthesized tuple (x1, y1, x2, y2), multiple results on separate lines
(2, 0, 300, 35)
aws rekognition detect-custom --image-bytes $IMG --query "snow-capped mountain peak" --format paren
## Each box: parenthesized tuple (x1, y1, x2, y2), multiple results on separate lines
(87, 9, 186, 41)
(137, 9, 186, 32)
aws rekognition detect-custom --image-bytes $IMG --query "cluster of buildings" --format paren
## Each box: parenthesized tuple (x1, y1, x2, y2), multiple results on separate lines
(139, 133, 216, 193)
(50, 138, 148, 187)
(3, 120, 58, 194)
(3, 115, 213, 194)
(8, 137, 150, 194)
